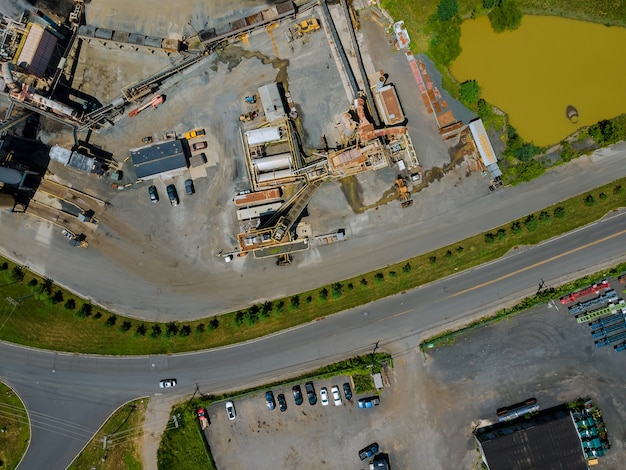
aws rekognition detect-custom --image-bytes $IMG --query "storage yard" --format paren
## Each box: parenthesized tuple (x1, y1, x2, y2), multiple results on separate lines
(0, 0, 497, 316)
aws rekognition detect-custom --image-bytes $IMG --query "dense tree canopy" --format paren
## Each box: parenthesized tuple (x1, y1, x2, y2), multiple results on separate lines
(459, 80, 481, 106)
(437, 0, 458, 21)
(488, 0, 523, 32)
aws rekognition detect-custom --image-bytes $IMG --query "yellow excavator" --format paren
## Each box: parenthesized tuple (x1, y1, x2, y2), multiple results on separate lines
(294, 18, 320, 38)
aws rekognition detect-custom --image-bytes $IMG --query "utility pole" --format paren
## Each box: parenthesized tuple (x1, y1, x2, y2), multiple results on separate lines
(371, 340, 379, 369)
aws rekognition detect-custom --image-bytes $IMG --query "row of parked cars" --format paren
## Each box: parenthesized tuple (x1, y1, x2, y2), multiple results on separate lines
(148, 180, 195, 206)
(264, 381, 361, 411)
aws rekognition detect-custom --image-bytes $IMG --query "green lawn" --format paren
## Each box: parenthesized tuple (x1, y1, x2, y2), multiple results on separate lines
(67, 398, 147, 470)
(0, 382, 29, 470)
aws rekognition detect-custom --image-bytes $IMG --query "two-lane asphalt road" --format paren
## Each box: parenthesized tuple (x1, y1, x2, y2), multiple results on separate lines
(2, 210, 626, 468)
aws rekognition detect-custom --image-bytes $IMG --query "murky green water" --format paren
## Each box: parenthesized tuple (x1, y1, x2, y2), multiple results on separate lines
(450, 16, 626, 146)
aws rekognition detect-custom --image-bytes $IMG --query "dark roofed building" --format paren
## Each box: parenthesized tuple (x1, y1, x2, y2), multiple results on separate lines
(475, 404, 588, 470)
(130, 140, 187, 179)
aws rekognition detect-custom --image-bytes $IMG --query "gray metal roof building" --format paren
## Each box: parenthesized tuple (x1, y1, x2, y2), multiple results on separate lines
(130, 140, 187, 179)
(475, 404, 588, 470)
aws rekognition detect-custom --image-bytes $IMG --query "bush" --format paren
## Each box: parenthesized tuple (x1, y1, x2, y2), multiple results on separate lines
(331, 283, 343, 299)
(195, 323, 205, 334)
(459, 80, 481, 107)
(538, 211, 550, 222)
(105, 315, 117, 327)
(63, 298, 76, 311)
(179, 325, 191, 336)
(28, 278, 38, 287)
(306, 295, 313, 304)
(504, 159, 545, 185)
(94, 311, 102, 320)
(584, 194, 596, 206)
(11, 266, 25, 282)
(261, 301, 273, 318)
(135, 323, 147, 336)
(559, 141, 576, 162)
(51, 289, 64, 304)
(511, 221, 522, 234)
(151, 324, 162, 338)
(488, 0, 523, 33)
(428, 14, 461, 65)
(74, 309, 87, 320)
(374, 272, 385, 283)
(599, 192, 607, 200)
(290, 295, 300, 309)
(403, 262, 412, 273)
(120, 321, 132, 332)
(588, 119, 622, 146)
(275, 300, 285, 314)
(456, 246, 464, 253)
(78, 303, 92, 317)
(209, 317, 219, 330)
(319, 288, 329, 300)
(445, 250, 453, 258)
(389, 270, 397, 277)
(0, 262, 7, 271)
(429, 256, 437, 264)
(496, 228, 506, 240)
(360, 278, 368, 286)
(614, 185, 623, 195)
(484, 233, 495, 244)
(483, 0, 501, 7)
(554, 206, 566, 219)
(437, 0, 458, 21)
(524, 214, 538, 232)
(166, 322, 179, 337)
(347, 282, 354, 291)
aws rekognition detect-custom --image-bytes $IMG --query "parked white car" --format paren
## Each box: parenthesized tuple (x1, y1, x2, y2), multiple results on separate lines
(320, 387, 329, 406)
(331, 385, 342, 406)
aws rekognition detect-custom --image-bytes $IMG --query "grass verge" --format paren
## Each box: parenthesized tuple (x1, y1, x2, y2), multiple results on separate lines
(0, 179, 624, 354)
(157, 353, 392, 470)
(0, 382, 29, 470)
(67, 398, 147, 470)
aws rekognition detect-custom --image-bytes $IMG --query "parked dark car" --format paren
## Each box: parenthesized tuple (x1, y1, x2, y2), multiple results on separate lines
(166, 184, 179, 206)
(305, 381, 317, 406)
(343, 382, 353, 401)
(185, 179, 195, 195)
(358, 442, 379, 460)
(277, 393, 287, 412)
(358, 396, 380, 409)
(265, 391, 276, 410)
(148, 185, 159, 203)
(292, 385, 303, 406)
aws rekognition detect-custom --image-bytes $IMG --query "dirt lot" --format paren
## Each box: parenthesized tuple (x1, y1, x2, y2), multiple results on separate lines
(205, 289, 626, 469)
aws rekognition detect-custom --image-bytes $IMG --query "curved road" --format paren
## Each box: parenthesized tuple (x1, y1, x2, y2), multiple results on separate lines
(2, 209, 626, 468)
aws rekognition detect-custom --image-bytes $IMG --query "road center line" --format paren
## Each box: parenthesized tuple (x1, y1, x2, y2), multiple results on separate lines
(448, 228, 626, 298)
(379, 309, 414, 321)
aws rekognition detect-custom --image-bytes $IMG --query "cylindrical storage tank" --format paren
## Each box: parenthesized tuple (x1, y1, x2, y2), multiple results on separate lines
(111, 96, 126, 107)
(253, 153, 291, 172)
(0, 167, 24, 186)
(257, 169, 293, 183)
(245, 127, 283, 146)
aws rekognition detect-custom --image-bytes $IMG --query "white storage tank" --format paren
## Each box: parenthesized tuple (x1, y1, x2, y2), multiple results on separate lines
(246, 127, 283, 146)
(253, 153, 291, 172)
(257, 169, 293, 183)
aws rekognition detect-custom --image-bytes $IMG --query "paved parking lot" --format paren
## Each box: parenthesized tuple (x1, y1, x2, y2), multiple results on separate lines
(205, 280, 626, 469)
(205, 376, 390, 469)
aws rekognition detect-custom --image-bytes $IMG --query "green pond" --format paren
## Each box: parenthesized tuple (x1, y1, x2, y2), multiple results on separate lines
(450, 15, 626, 147)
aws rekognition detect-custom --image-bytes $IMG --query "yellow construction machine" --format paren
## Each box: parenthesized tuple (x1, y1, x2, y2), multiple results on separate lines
(294, 18, 320, 38)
